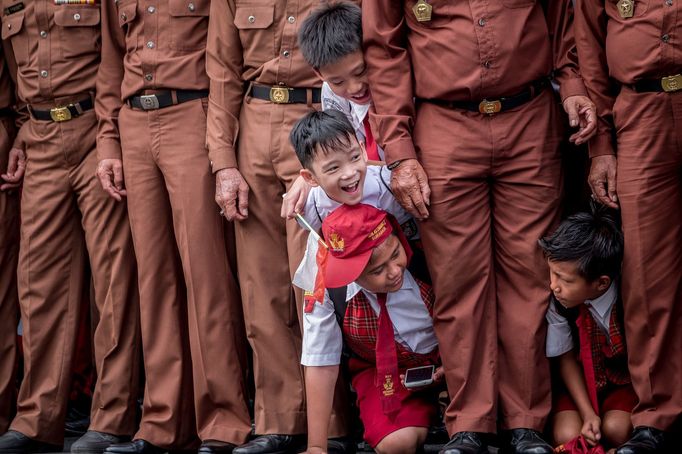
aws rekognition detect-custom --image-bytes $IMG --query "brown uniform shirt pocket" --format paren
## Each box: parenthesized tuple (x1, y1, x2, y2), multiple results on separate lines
(1, 11, 28, 66)
(606, 0, 649, 19)
(53, 5, 101, 58)
(169, 0, 209, 51)
(233, 4, 274, 68)
(116, 0, 138, 53)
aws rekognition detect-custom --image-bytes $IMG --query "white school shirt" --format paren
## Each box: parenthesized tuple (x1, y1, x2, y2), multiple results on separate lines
(301, 270, 438, 367)
(321, 83, 385, 161)
(545, 282, 618, 358)
(292, 165, 418, 292)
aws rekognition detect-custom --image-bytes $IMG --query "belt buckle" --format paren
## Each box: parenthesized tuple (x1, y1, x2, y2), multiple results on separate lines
(139, 94, 160, 110)
(479, 99, 502, 115)
(661, 74, 682, 92)
(49, 106, 72, 122)
(269, 86, 290, 104)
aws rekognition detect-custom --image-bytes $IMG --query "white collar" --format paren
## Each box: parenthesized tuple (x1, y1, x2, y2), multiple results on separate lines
(345, 269, 418, 301)
(350, 100, 371, 129)
(585, 281, 617, 318)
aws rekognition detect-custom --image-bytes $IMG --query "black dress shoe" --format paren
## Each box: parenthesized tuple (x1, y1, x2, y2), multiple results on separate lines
(104, 439, 166, 454)
(71, 431, 131, 453)
(0, 430, 61, 453)
(64, 406, 91, 437)
(616, 427, 666, 454)
(327, 436, 355, 454)
(438, 432, 488, 454)
(198, 440, 238, 453)
(233, 435, 306, 454)
(505, 429, 552, 454)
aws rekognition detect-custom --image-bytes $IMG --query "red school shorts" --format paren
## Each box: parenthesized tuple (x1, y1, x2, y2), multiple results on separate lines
(553, 382, 638, 414)
(349, 358, 438, 448)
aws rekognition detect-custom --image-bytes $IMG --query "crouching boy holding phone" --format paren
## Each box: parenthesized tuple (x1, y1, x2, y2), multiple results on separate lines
(302, 203, 441, 454)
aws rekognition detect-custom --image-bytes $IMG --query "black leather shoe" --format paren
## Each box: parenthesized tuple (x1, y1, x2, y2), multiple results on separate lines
(64, 405, 91, 437)
(616, 427, 666, 454)
(505, 429, 552, 454)
(233, 435, 306, 454)
(327, 436, 355, 454)
(104, 439, 166, 454)
(72, 431, 131, 453)
(0, 430, 61, 453)
(438, 432, 488, 454)
(198, 440, 238, 453)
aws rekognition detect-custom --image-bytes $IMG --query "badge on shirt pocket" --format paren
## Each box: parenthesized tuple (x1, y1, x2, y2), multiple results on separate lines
(617, 0, 634, 18)
(3, 2, 24, 15)
(412, 0, 432, 22)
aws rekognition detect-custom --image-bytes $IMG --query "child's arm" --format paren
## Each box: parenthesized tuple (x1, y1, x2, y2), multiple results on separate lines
(557, 351, 602, 445)
(304, 365, 340, 454)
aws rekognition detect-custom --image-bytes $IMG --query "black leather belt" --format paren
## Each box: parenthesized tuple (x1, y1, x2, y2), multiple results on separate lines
(417, 78, 550, 115)
(29, 98, 93, 122)
(632, 74, 682, 93)
(127, 89, 209, 110)
(250, 84, 321, 104)
(0, 107, 14, 118)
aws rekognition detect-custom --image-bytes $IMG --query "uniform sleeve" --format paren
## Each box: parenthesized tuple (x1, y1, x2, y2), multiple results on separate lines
(546, 0, 588, 101)
(206, 0, 245, 173)
(574, 0, 616, 157)
(301, 291, 343, 366)
(376, 166, 413, 227)
(1, 39, 27, 152)
(292, 233, 319, 293)
(95, 0, 127, 161)
(546, 302, 574, 358)
(362, 1, 416, 166)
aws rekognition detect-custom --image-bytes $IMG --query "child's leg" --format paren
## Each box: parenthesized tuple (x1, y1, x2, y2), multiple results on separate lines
(551, 410, 582, 445)
(601, 410, 632, 448)
(374, 427, 428, 454)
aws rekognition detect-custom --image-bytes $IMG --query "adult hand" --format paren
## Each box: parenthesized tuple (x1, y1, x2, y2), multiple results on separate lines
(216, 167, 249, 221)
(390, 158, 430, 220)
(281, 175, 310, 219)
(581, 413, 602, 446)
(0, 147, 26, 191)
(96, 158, 127, 201)
(563, 95, 597, 145)
(588, 155, 618, 209)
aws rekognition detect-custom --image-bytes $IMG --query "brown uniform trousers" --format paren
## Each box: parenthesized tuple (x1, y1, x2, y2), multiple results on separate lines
(9, 106, 140, 445)
(415, 91, 564, 433)
(614, 88, 682, 430)
(0, 115, 18, 434)
(118, 99, 252, 448)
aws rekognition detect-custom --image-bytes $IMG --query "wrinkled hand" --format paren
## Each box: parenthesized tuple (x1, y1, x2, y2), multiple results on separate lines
(588, 155, 618, 209)
(563, 95, 597, 145)
(281, 175, 310, 219)
(581, 413, 602, 446)
(96, 159, 127, 201)
(1, 147, 26, 191)
(216, 167, 249, 221)
(390, 158, 430, 220)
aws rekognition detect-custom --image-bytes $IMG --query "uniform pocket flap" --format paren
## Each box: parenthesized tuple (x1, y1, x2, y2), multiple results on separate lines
(169, 0, 209, 17)
(233, 5, 274, 30)
(54, 6, 100, 27)
(117, 2, 136, 27)
(1, 12, 24, 39)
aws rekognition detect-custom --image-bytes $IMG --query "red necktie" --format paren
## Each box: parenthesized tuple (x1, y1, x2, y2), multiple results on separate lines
(375, 293, 401, 415)
(577, 304, 599, 413)
(362, 116, 380, 161)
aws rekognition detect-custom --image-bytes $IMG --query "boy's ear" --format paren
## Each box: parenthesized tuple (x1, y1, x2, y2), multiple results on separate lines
(596, 275, 612, 292)
(300, 168, 319, 187)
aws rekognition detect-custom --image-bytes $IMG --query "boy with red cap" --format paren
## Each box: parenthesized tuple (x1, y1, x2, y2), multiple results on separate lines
(302, 203, 441, 454)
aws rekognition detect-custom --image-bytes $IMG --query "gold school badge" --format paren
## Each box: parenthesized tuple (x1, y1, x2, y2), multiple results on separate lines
(413, 0, 432, 22)
(382, 374, 395, 397)
(617, 0, 634, 18)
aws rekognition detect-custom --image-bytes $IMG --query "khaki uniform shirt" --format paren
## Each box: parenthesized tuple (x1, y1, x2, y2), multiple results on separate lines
(205, 0, 322, 173)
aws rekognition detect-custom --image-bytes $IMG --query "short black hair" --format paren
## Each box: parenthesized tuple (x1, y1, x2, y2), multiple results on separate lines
(290, 109, 356, 169)
(538, 204, 624, 281)
(298, 1, 362, 69)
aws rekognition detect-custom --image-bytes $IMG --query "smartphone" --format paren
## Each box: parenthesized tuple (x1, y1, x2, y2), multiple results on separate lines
(403, 365, 435, 389)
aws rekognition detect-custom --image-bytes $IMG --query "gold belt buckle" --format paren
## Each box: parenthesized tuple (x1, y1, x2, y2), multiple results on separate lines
(50, 105, 72, 122)
(661, 74, 682, 92)
(479, 99, 502, 115)
(269, 86, 290, 104)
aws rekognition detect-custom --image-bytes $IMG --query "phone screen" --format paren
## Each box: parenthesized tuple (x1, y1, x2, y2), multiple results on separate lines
(404, 365, 434, 387)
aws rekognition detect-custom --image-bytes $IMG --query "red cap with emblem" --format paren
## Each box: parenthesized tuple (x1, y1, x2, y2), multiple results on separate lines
(321, 203, 394, 288)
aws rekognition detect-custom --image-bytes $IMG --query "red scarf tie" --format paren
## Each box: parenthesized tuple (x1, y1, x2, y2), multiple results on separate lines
(577, 304, 599, 413)
(362, 116, 380, 161)
(375, 293, 401, 415)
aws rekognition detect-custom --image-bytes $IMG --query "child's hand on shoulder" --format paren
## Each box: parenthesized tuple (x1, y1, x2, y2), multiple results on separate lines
(581, 412, 602, 446)
(281, 175, 310, 219)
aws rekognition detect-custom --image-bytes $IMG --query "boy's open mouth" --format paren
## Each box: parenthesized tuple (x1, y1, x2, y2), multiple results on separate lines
(341, 180, 360, 193)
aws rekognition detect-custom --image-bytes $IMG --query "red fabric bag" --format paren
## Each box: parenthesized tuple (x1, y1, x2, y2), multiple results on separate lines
(554, 436, 606, 454)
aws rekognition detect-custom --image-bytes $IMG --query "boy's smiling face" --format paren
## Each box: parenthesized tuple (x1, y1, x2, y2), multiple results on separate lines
(317, 50, 371, 105)
(547, 259, 611, 308)
(300, 134, 368, 205)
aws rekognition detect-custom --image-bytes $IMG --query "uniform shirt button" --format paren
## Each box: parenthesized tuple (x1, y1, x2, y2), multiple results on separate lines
(483, 60, 491, 68)
(40, 30, 47, 38)
(144, 73, 153, 81)
(40, 70, 48, 78)
(120, 12, 127, 20)
(662, 34, 670, 42)
(147, 5, 155, 13)
(6, 23, 10, 30)
(478, 18, 486, 26)
(146, 41, 155, 49)
(188, 2, 195, 11)
(73, 13, 81, 21)
(288, 15, 295, 23)
(666, 0, 673, 6)
(248, 15, 255, 23)
(282, 50, 290, 58)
